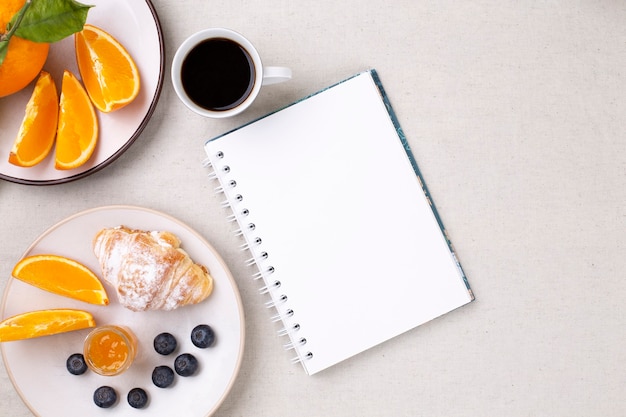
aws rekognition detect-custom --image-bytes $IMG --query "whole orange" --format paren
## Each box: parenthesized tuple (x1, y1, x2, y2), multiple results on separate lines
(0, 0, 50, 98)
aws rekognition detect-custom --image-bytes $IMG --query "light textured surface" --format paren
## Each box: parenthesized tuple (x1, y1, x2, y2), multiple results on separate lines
(1, 1, 625, 416)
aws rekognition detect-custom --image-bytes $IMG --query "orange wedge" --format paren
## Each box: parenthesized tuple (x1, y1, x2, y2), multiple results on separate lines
(55, 70, 98, 170)
(75, 24, 140, 112)
(8, 71, 59, 167)
(0, 309, 95, 342)
(12, 254, 109, 305)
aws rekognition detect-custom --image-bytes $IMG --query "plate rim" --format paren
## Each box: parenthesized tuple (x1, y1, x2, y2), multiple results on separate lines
(1, 204, 246, 417)
(0, 0, 166, 186)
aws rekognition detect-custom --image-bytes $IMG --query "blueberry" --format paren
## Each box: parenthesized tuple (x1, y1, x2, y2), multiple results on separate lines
(127, 387, 149, 409)
(153, 332, 177, 355)
(174, 353, 199, 377)
(191, 324, 215, 348)
(66, 353, 88, 375)
(93, 386, 117, 408)
(152, 365, 175, 388)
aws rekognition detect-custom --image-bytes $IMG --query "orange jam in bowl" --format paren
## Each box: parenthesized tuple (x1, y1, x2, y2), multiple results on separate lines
(83, 325, 137, 376)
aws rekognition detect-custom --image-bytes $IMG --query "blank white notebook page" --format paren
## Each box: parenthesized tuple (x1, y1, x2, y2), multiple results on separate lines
(204, 70, 473, 375)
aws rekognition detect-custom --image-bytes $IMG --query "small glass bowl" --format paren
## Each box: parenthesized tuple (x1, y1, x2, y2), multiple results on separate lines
(83, 325, 137, 376)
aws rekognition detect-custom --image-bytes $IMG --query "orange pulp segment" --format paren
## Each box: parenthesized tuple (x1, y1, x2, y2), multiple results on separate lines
(8, 71, 59, 167)
(55, 70, 98, 170)
(12, 254, 109, 305)
(0, 309, 95, 342)
(75, 24, 140, 112)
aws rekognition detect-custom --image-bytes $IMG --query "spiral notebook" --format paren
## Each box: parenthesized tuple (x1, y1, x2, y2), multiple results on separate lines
(203, 70, 474, 375)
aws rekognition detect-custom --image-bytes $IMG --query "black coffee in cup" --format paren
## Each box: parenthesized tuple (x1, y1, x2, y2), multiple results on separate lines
(181, 38, 255, 111)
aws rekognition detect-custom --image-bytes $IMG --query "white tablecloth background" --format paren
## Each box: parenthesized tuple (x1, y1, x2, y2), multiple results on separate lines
(1, 1, 625, 416)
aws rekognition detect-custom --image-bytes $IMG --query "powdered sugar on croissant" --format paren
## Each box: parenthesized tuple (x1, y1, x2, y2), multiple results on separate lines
(93, 226, 213, 311)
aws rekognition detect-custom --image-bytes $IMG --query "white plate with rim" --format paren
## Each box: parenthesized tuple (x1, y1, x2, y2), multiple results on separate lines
(1, 205, 245, 416)
(0, 0, 165, 185)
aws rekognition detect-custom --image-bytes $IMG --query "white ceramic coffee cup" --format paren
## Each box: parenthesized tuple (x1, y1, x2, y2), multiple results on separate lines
(171, 28, 292, 118)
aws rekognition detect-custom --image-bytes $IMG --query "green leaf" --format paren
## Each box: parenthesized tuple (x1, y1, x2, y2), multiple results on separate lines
(11, 0, 93, 43)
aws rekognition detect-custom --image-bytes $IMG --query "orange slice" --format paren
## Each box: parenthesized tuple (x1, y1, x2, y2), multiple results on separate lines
(0, 309, 95, 342)
(8, 71, 59, 167)
(75, 24, 140, 112)
(12, 254, 109, 305)
(54, 70, 98, 170)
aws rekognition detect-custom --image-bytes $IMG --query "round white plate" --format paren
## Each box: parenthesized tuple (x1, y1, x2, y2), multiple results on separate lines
(0, 0, 165, 185)
(1, 206, 245, 416)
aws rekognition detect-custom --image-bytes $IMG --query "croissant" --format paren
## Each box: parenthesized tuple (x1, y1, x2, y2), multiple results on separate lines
(92, 226, 213, 311)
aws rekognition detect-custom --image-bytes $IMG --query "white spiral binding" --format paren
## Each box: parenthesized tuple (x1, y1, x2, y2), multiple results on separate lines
(283, 337, 306, 350)
(205, 150, 313, 366)
(258, 279, 280, 294)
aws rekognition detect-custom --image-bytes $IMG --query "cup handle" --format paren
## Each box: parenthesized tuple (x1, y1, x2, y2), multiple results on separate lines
(262, 66, 292, 85)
